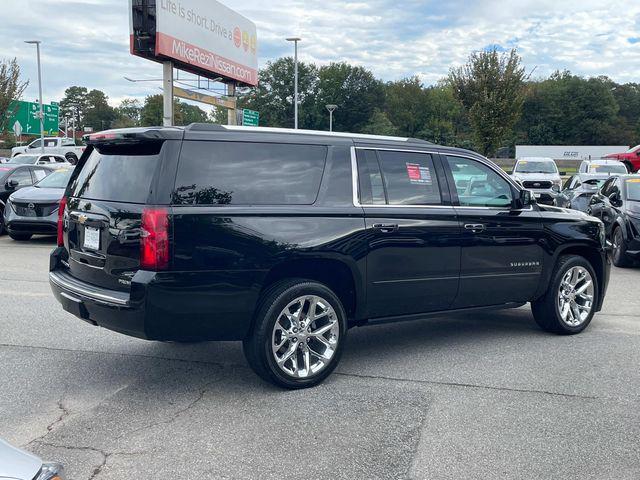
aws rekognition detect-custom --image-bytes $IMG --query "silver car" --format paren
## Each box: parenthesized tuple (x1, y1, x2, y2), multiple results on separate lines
(578, 159, 628, 175)
(4, 168, 74, 241)
(6, 154, 71, 170)
(0, 438, 65, 480)
(511, 157, 563, 205)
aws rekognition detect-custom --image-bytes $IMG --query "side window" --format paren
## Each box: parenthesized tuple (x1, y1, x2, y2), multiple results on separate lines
(173, 142, 327, 205)
(8, 169, 33, 187)
(378, 151, 441, 205)
(54, 156, 66, 163)
(44, 139, 57, 148)
(356, 149, 385, 205)
(446, 156, 513, 208)
(33, 169, 48, 182)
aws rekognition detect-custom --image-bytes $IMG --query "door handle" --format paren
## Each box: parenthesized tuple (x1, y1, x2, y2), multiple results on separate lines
(372, 223, 398, 233)
(464, 223, 486, 233)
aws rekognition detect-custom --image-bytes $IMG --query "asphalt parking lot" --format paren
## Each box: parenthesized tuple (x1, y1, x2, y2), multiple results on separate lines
(1, 235, 639, 479)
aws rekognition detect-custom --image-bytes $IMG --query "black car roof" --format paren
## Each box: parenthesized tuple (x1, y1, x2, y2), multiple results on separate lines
(84, 123, 487, 160)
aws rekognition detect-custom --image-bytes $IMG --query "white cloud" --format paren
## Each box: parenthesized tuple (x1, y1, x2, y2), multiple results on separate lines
(0, 0, 638, 107)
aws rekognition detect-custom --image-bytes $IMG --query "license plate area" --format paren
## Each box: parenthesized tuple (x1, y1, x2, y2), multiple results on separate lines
(83, 226, 101, 251)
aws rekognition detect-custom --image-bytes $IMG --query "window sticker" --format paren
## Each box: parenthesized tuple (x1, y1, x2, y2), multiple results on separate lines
(406, 163, 432, 185)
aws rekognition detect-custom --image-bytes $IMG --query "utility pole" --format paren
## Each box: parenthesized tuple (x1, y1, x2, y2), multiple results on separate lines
(227, 82, 237, 126)
(286, 37, 301, 129)
(25, 40, 44, 153)
(162, 61, 174, 126)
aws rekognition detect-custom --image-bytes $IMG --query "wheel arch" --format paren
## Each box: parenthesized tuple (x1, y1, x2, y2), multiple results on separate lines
(259, 257, 363, 325)
(544, 244, 606, 311)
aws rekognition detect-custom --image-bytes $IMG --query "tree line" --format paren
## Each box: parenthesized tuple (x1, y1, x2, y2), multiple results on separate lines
(2, 48, 639, 156)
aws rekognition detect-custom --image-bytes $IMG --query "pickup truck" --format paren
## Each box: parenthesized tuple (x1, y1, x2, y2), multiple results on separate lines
(604, 145, 640, 173)
(11, 137, 85, 163)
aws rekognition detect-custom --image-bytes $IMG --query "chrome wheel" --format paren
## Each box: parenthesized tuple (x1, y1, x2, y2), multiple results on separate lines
(271, 295, 340, 379)
(557, 266, 594, 327)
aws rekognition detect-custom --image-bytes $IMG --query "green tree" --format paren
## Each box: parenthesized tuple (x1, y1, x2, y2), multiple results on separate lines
(449, 48, 526, 156)
(0, 58, 28, 132)
(178, 103, 209, 124)
(315, 62, 384, 132)
(240, 57, 319, 128)
(140, 94, 188, 126)
(84, 89, 117, 131)
(362, 108, 399, 136)
(114, 98, 142, 128)
(384, 77, 429, 137)
(59, 86, 88, 128)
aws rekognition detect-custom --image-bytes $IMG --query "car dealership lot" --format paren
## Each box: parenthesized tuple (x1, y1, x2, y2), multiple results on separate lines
(1, 235, 639, 479)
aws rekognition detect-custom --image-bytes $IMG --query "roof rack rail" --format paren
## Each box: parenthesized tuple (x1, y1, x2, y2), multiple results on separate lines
(408, 138, 434, 145)
(185, 123, 227, 132)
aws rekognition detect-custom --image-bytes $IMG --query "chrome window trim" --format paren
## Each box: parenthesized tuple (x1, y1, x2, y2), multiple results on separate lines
(350, 146, 528, 211)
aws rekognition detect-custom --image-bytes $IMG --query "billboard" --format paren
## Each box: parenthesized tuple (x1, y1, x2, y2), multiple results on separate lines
(129, 0, 258, 86)
(516, 145, 630, 161)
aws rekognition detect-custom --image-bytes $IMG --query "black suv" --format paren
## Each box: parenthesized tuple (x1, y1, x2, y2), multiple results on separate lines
(50, 125, 610, 388)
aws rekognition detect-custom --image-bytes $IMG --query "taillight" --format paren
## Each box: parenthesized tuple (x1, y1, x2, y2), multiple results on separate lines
(57, 196, 67, 247)
(140, 208, 169, 271)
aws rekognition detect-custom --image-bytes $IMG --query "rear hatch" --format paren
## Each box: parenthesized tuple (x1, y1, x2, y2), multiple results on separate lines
(63, 138, 172, 292)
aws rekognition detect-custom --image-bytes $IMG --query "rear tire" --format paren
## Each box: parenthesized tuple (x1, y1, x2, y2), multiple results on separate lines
(9, 232, 32, 241)
(612, 227, 633, 268)
(243, 279, 347, 389)
(532, 255, 598, 335)
(65, 153, 78, 165)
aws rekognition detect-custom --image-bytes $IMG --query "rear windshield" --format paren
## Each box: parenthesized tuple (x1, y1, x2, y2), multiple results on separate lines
(173, 141, 327, 205)
(68, 145, 160, 203)
(588, 164, 627, 174)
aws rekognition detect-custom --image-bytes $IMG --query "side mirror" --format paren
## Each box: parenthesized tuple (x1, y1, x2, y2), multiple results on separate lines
(515, 189, 534, 209)
(559, 171, 567, 176)
(6, 179, 19, 189)
(37, 161, 47, 165)
(609, 192, 622, 207)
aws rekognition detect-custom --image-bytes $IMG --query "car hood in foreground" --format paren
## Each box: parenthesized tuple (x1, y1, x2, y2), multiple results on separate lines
(9, 186, 65, 204)
(0, 438, 41, 480)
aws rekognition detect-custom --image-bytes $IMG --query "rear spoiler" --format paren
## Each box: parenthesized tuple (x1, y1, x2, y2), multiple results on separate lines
(84, 127, 184, 145)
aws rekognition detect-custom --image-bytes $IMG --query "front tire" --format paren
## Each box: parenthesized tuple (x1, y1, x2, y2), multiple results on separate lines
(612, 227, 633, 268)
(243, 279, 347, 389)
(532, 255, 597, 335)
(9, 232, 32, 241)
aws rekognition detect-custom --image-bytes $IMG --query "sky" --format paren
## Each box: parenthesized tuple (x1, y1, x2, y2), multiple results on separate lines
(1, 0, 639, 108)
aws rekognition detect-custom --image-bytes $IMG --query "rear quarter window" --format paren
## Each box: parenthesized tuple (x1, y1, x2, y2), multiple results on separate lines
(68, 143, 162, 203)
(173, 141, 327, 205)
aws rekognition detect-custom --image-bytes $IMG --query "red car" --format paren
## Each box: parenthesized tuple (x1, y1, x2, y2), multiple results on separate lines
(604, 145, 640, 172)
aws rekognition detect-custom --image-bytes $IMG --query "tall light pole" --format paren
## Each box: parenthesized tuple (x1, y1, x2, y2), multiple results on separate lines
(326, 104, 337, 132)
(25, 40, 44, 153)
(286, 37, 301, 129)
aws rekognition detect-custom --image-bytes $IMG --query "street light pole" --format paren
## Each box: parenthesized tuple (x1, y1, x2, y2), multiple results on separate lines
(25, 40, 44, 153)
(286, 37, 301, 129)
(326, 104, 338, 132)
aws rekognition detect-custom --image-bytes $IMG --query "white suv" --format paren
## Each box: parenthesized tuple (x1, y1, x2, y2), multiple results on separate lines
(511, 157, 563, 205)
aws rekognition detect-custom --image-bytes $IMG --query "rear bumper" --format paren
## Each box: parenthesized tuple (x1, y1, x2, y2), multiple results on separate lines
(49, 269, 147, 339)
(49, 248, 260, 341)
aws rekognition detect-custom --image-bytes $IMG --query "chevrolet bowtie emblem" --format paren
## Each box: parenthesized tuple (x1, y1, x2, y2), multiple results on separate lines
(77, 214, 88, 224)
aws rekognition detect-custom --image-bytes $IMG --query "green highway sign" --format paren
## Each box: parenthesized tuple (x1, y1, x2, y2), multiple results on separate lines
(5, 100, 59, 136)
(242, 108, 259, 127)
